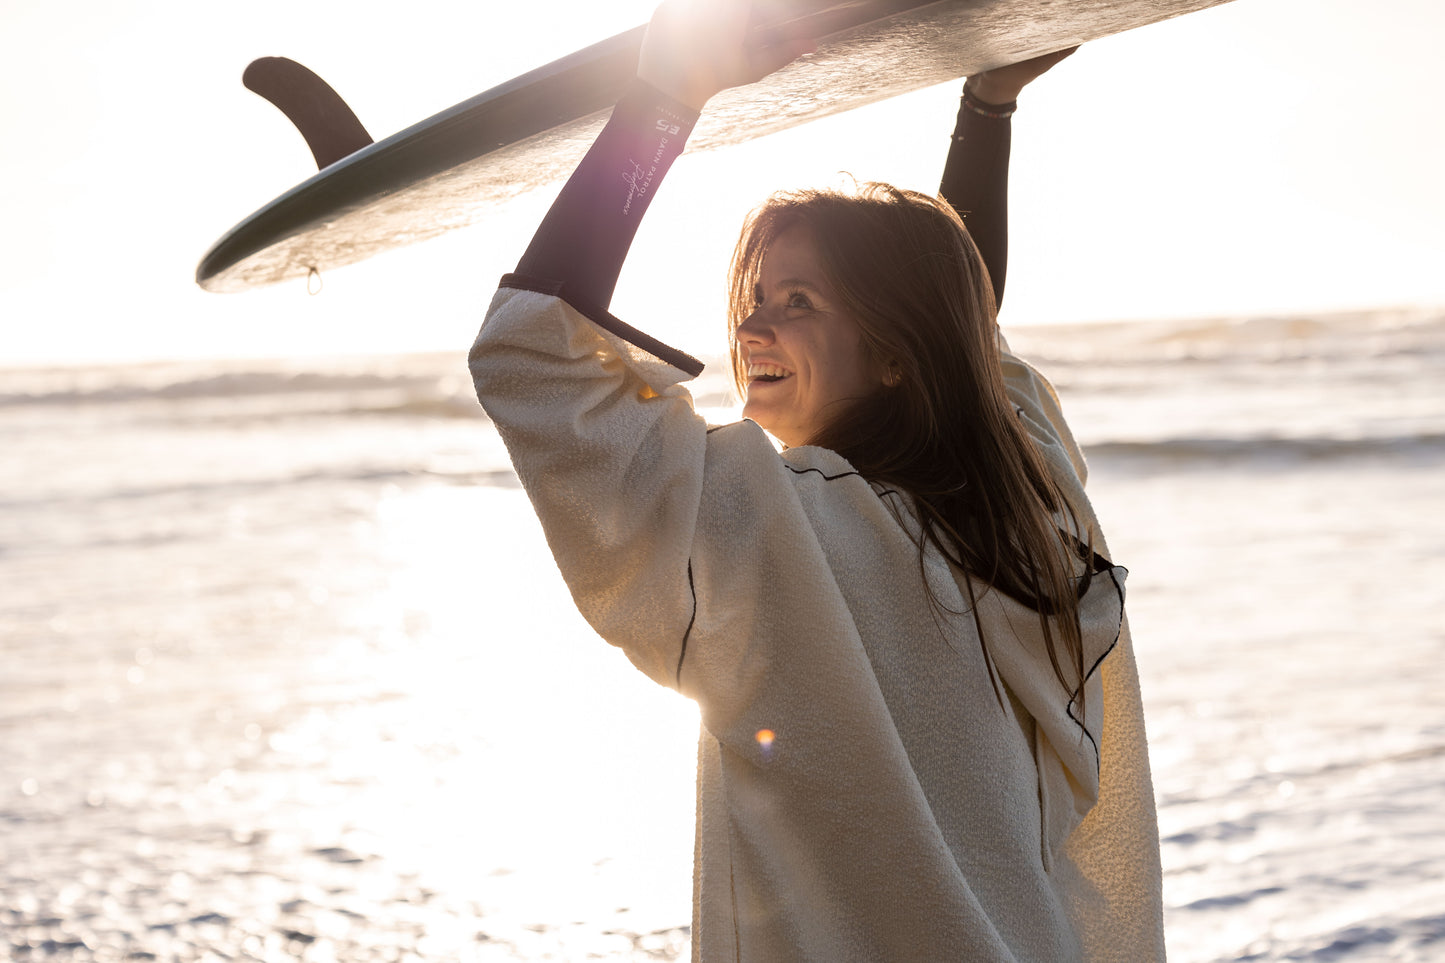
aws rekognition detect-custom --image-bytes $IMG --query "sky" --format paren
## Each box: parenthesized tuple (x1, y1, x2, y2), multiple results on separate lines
(1, 0, 1442, 365)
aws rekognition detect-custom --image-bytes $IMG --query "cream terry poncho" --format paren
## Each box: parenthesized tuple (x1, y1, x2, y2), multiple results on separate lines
(470, 285, 1165, 962)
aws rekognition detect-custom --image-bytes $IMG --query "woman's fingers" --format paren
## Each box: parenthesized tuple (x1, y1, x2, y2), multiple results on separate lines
(967, 46, 1080, 105)
(638, 0, 813, 111)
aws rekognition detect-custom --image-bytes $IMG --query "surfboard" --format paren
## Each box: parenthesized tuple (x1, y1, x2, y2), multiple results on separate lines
(197, 0, 1234, 293)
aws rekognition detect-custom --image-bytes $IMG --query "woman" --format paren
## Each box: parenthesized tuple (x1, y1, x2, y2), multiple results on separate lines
(470, 1, 1164, 959)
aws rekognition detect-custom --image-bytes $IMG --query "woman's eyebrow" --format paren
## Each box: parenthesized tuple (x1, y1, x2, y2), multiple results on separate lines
(768, 277, 824, 293)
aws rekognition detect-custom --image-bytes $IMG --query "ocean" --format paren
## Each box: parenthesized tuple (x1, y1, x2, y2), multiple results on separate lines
(2, 307, 1442, 961)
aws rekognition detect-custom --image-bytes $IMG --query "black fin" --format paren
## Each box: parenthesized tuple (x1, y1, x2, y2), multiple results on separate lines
(242, 57, 374, 170)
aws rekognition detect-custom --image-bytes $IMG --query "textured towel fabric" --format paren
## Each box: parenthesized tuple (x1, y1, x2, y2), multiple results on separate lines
(470, 286, 1164, 962)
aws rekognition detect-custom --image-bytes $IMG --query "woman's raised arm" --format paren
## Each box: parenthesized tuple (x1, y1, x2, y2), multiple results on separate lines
(939, 48, 1076, 311)
(511, 0, 811, 315)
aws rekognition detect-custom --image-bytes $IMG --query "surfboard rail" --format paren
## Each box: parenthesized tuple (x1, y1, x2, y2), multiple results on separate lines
(197, 0, 1235, 293)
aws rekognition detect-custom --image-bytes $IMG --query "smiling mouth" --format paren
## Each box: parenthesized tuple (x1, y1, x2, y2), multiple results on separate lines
(747, 363, 792, 383)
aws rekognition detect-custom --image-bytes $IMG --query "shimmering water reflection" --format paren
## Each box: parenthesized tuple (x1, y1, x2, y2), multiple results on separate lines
(3, 315, 1443, 960)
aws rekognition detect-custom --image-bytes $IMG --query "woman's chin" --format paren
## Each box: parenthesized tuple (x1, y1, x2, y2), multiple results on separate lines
(742, 399, 775, 430)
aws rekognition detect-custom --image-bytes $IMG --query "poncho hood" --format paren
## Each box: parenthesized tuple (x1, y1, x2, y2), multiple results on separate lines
(974, 556, 1127, 865)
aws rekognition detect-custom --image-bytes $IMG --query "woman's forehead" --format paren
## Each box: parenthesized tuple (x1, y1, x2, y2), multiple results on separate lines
(758, 225, 826, 281)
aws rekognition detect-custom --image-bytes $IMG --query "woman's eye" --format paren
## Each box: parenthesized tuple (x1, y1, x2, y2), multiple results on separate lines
(786, 292, 812, 309)
(752, 285, 765, 308)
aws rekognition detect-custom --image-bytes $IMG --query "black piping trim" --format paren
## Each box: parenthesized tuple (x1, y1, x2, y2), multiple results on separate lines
(1059, 528, 1115, 576)
(781, 463, 865, 483)
(1065, 564, 1127, 771)
(674, 560, 698, 688)
(498, 272, 705, 378)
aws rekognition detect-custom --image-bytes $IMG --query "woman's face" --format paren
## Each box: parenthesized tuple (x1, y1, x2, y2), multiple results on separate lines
(736, 226, 884, 448)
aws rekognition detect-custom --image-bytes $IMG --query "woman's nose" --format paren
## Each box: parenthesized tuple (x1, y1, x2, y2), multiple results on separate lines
(736, 308, 773, 345)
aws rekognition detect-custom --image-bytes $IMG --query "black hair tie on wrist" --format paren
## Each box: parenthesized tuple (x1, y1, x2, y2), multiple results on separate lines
(961, 86, 1017, 120)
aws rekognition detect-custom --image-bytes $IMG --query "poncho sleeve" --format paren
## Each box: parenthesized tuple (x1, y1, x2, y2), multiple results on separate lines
(468, 284, 716, 691)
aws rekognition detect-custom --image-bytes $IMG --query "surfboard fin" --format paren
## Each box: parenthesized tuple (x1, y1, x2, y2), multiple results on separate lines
(242, 57, 374, 170)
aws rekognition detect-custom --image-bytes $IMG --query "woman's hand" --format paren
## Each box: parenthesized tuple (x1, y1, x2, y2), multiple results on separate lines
(965, 46, 1078, 106)
(637, 0, 815, 112)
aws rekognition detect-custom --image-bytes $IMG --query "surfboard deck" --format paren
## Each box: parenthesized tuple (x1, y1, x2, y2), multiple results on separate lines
(197, 0, 1233, 293)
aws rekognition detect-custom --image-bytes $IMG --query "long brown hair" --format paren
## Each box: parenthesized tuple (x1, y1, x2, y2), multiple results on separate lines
(727, 183, 1094, 701)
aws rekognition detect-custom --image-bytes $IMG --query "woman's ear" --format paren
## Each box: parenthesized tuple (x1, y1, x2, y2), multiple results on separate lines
(883, 362, 902, 388)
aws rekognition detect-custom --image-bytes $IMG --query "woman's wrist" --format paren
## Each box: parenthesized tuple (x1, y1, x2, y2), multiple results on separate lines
(961, 84, 1016, 120)
(626, 76, 703, 127)
(634, 66, 712, 113)
(963, 77, 1020, 109)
